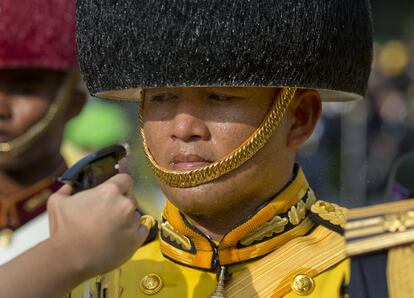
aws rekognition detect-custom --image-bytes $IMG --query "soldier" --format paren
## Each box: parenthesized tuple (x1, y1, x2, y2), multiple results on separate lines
(0, 0, 85, 263)
(72, 0, 373, 297)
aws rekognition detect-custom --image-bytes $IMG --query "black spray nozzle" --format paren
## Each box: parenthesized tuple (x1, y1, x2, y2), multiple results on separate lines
(57, 144, 127, 193)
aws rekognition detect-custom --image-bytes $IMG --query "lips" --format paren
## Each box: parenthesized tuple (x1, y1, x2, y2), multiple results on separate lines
(0, 118, 13, 142)
(170, 153, 212, 171)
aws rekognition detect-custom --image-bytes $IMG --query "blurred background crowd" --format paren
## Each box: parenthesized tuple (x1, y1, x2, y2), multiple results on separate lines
(298, 0, 414, 207)
(298, 39, 414, 207)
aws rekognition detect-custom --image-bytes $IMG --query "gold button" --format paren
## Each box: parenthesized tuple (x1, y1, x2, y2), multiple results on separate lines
(139, 273, 163, 295)
(0, 229, 13, 247)
(291, 274, 315, 295)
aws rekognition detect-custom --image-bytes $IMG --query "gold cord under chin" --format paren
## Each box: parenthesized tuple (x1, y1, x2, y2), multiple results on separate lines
(0, 71, 78, 157)
(140, 87, 297, 188)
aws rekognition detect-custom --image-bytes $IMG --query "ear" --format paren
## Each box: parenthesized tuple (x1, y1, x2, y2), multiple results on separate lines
(287, 89, 322, 148)
(65, 89, 87, 121)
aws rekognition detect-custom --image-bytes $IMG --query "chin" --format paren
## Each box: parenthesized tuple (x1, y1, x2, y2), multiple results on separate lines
(156, 167, 257, 215)
(159, 181, 219, 214)
(0, 155, 20, 170)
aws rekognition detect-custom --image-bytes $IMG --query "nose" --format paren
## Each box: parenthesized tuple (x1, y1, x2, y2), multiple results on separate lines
(0, 92, 12, 121)
(171, 102, 211, 142)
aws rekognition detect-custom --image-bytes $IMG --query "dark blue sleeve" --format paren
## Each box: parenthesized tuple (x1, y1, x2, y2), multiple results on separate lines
(349, 251, 389, 298)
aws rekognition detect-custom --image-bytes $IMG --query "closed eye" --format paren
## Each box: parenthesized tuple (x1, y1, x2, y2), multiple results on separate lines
(150, 93, 178, 102)
(207, 93, 241, 101)
(6, 82, 45, 96)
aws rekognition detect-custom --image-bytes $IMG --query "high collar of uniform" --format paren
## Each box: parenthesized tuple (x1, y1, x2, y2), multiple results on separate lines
(0, 163, 66, 229)
(159, 166, 318, 270)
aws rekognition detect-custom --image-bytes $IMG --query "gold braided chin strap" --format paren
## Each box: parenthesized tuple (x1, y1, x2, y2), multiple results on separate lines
(0, 71, 78, 157)
(140, 87, 297, 188)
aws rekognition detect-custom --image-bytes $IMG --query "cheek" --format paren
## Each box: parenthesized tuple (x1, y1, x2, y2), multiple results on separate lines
(144, 121, 167, 142)
(143, 120, 170, 163)
(142, 102, 176, 165)
(208, 122, 256, 156)
(11, 97, 50, 133)
(206, 105, 271, 156)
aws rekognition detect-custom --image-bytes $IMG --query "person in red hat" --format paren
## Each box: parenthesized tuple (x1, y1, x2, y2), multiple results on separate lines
(0, 1, 150, 297)
(0, 0, 85, 263)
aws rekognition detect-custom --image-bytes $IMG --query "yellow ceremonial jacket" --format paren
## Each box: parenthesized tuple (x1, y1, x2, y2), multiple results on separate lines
(71, 167, 349, 298)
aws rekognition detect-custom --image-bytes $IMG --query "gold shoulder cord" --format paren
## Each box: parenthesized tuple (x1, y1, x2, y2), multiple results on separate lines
(140, 87, 297, 188)
(0, 71, 78, 157)
(226, 225, 346, 297)
(388, 244, 414, 298)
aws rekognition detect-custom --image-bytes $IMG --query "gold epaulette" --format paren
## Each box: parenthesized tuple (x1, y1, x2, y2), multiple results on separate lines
(345, 198, 414, 256)
(309, 200, 348, 234)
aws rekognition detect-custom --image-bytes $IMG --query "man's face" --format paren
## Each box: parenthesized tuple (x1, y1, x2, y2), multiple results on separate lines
(143, 87, 297, 216)
(0, 69, 66, 169)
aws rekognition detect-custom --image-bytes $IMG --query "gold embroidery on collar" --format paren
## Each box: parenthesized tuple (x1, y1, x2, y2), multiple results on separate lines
(0, 228, 13, 247)
(311, 200, 347, 228)
(240, 191, 316, 246)
(23, 189, 52, 212)
(161, 221, 192, 251)
(288, 200, 307, 225)
(289, 196, 311, 225)
(0, 163, 66, 228)
(240, 216, 289, 246)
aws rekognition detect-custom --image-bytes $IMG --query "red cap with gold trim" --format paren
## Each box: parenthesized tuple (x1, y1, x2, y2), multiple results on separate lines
(0, 0, 78, 70)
